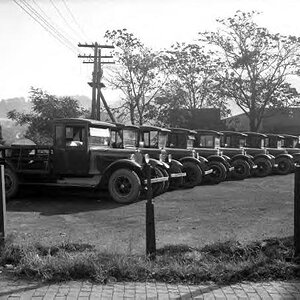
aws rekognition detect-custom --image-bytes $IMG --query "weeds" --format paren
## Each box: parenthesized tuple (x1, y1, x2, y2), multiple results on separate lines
(0, 236, 299, 284)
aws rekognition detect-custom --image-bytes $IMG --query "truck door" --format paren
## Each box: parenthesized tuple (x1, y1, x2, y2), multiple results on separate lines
(53, 124, 89, 175)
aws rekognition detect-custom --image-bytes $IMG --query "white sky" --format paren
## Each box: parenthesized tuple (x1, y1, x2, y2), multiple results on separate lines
(1, 0, 300, 115)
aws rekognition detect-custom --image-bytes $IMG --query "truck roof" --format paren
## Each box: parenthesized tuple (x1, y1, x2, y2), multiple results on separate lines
(139, 125, 171, 133)
(265, 133, 285, 139)
(220, 131, 248, 137)
(169, 128, 197, 134)
(112, 123, 140, 130)
(53, 118, 116, 128)
(243, 132, 268, 138)
(280, 134, 299, 139)
(195, 129, 223, 136)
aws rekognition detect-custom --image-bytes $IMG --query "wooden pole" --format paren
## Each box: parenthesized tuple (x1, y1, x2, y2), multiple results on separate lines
(146, 163, 156, 259)
(295, 166, 300, 256)
(0, 164, 6, 247)
(91, 42, 98, 119)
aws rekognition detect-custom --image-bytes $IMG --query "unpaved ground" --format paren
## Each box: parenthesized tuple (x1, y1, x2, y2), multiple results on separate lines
(6, 174, 294, 254)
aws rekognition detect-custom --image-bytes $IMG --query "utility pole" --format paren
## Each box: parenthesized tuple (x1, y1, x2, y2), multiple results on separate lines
(78, 43, 115, 120)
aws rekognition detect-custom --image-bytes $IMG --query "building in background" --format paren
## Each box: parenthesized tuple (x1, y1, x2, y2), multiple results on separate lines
(224, 108, 300, 134)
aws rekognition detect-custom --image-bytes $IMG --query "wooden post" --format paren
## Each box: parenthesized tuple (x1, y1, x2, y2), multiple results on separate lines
(146, 163, 156, 259)
(295, 166, 300, 256)
(0, 164, 6, 247)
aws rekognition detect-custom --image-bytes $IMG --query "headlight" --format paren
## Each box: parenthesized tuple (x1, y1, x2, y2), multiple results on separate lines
(168, 154, 172, 163)
(192, 149, 196, 158)
(130, 152, 143, 165)
(144, 153, 150, 164)
(159, 153, 163, 162)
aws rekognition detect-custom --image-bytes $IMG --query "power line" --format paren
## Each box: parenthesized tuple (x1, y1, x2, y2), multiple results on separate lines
(49, 0, 83, 43)
(61, 0, 89, 41)
(22, 0, 78, 52)
(13, 0, 77, 54)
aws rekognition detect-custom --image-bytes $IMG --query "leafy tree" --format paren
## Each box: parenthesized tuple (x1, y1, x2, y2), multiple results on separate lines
(200, 11, 300, 131)
(7, 87, 88, 144)
(158, 43, 230, 120)
(105, 29, 166, 125)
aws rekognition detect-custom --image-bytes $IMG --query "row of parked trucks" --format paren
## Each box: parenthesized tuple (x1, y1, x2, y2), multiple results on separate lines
(1, 118, 300, 204)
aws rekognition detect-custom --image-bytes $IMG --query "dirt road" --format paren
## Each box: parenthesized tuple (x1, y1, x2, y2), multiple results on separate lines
(6, 174, 294, 254)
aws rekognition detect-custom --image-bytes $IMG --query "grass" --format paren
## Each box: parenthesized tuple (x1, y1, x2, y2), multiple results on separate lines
(0, 236, 299, 284)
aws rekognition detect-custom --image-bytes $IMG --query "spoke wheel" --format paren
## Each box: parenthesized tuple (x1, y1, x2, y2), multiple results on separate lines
(108, 169, 141, 204)
(4, 168, 19, 199)
(207, 162, 227, 184)
(276, 157, 293, 175)
(182, 162, 203, 188)
(151, 166, 165, 197)
(232, 159, 251, 180)
(254, 158, 272, 177)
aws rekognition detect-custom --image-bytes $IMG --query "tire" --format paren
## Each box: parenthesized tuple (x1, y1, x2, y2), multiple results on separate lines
(108, 168, 141, 204)
(169, 163, 184, 189)
(4, 168, 19, 199)
(275, 157, 293, 175)
(157, 166, 169, 193)
(232, 159, 251, 180)
(151, 167, 165, 197)
(182, 162, 203, 188)
(253, 157, 272, 177)
(207, 161, 227, 184)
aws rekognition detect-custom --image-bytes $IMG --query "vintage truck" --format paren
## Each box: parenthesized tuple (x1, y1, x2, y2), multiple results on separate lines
(192, 130, 236, 182)
(166, 128, 214, 186)
(1, 118, 166, 203)
(264, 133, 297, 174)
(110, 123, 186, 193)
(218, 131, 257, 179)
(166, 128, 230, 184)
(133, 125, 211, 188)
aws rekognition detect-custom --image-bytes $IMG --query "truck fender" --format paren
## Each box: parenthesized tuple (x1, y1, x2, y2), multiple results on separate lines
(207, 155, 227, 164)
(169, 159, 183, 170)
(232, 154, 252, 163)
(100, 159, 144, 188)
(275, 153, 294, 161)
(253, 153, 272, 161)
(179, 156, 204, 169)
(148, 158, 169, 169)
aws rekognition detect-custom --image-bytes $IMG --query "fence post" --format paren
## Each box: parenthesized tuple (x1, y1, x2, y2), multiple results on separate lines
(0, 163, 6, 247)
(295, 166, 300, 256)
(145, 163, 156, 259)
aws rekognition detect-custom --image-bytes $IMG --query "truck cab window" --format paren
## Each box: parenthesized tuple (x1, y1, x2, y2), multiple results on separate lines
(66, 126, 85, 147)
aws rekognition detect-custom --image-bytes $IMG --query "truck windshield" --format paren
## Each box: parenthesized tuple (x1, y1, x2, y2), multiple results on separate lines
(186, 135, 195, 149)
(123, 129, 138, 148)
(197, 135, 214, 148)
(89, 127, 110, 147)
(158, 133, 168, 148)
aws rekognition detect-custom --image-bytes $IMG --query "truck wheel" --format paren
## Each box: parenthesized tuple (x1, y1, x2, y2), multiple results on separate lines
(151, 167, 165, 197)
(207, 162, 227, 184)
(254, 157, 272, 177)
(5, 168, 19, 199)
(276, 157, 293, 175)
(232, 159, 251, 180)
(169, 164, 184, 189)
(158, 166, 169, 193)
(108, 169, 141, 204)
(182, 162, 203, 188)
